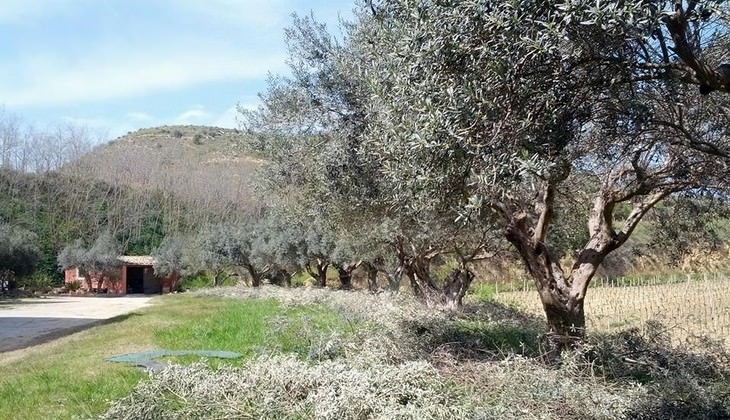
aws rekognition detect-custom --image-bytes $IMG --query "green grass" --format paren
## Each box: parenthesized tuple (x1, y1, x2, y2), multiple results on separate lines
(178, 273, 239, 290)
(453, 318, 541, 356)
(0, 294, 348, 419)
(267, 304, 356, 357)
(154, 298, 281, 354)
(468, 282, 497, 302)
(178, 273, 215, 290)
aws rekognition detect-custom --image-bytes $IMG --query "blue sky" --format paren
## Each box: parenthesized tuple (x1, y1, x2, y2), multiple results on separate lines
(0, 0, 354, 140)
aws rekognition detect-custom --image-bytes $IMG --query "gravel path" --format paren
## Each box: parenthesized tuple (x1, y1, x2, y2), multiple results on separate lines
(0, 296, 153, 352)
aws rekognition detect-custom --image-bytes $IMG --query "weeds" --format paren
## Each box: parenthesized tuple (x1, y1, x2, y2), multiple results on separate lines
(16, 273, 55, 293)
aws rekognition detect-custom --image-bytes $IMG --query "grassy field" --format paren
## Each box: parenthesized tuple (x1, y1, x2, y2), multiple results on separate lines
(104, 286, 730, 419)
(0, 295, 347, 419)
(492, 272, 730, 346)
(2, 286, 729, 419)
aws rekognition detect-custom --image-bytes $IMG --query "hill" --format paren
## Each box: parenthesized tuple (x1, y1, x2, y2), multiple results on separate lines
(67, 125, 261, 224)
(0, 126, 262, 279)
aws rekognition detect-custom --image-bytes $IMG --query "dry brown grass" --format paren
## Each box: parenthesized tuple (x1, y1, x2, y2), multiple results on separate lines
(493, 273, 730, 346)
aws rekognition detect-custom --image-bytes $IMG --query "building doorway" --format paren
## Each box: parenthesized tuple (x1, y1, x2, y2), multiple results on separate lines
(143, 267, 161, 294)
(127, 267, 145, 294)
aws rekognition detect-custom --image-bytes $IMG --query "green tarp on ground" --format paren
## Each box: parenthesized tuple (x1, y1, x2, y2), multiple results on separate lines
(107, 350, 242, 371)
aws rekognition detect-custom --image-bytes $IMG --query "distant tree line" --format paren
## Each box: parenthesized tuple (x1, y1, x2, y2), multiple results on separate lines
(0, 116, 245, 286)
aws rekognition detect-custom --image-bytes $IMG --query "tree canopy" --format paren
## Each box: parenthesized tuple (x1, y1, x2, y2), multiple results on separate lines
(0, 224, 40, 288)
(241, 0, 730, 350)
(57, 231, 122, 290)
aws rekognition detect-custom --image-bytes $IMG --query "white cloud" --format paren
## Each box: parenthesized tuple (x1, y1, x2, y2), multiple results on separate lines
(212, 105, 239, 128)
(236, 97, 260, 112)
(175, 105, 211, 124)
(60, 115, 109, 129)
(0, 0, 353, 139)
(57, 115, 118, 143)
(169, 0, 293, 28)
(2, 46, 286, 108)
(173, 104, 247, 128)
(125, 112, 154, 122)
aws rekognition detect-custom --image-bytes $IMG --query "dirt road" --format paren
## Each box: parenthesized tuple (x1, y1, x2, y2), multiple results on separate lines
(0, 296, 153, 353)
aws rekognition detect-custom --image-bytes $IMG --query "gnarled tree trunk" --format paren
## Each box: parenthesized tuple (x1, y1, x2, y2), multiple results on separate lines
(360, 261, 379, 291)
(505, 209, 607, 356)
(502, 183, 671, 359)
(306, 259, 329, 287)
(244, 262, 262, 287)
(384, 265, 404, 291)
(335, 262, 358, 290)
(442, 268, 475, 311)
(403, 255, 441, 302)
(402, 256, 474, 311)
(268, 268, 291, 287)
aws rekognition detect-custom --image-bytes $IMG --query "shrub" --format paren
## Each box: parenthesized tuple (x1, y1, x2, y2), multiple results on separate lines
(0, 224, 40, 284)
(152, 235, 193, 278)
(178, 273, 214, 291)
(64, 280, 81, 293)
(57, 232, 121, 290)
(17, 273, 54, 293)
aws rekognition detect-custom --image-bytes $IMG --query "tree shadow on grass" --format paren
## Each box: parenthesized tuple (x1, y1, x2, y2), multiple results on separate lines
(0, 312, 142, 353)
(585, 323, 730, 419)
(400, 301, 730, 419)
(401, 300, 546, 362)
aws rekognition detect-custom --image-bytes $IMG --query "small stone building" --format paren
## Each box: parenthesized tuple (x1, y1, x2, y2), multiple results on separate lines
(64, 256, 179, 295)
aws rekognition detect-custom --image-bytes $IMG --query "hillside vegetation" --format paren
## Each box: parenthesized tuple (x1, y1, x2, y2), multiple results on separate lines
(68, 125, 260, 221)
(0, 123, 261, 281)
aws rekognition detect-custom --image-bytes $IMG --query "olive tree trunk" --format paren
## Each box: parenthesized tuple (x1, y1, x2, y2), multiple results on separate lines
(384, 265, 404, 291)
(402, 255, 440, 302)
(503, 184, 670, 357)
(402, 255, 474, 311)
(268, 268, 291, 287)
(306, 259, 329, 287)
(361, 261, 379, 291)
(244, 262, 262, 287)
(442, 268, 475, 311)
(335, 262, 358, 290)
(365, 257, 404, 291)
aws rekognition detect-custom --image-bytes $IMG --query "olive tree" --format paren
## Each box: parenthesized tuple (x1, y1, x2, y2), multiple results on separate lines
(646, 192, 730, 262)
(196, 223, 266, 286)
(0, 224, 40, 291)
(151, 234, 200, 278)
(242, 14, 373, 289)
(253, 208, 339, 288)
(243, 12, 501, 307)
(353, 0, 730, 349)
(300, 220, 341, 288)
(57, 231, 121, 290)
